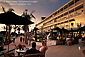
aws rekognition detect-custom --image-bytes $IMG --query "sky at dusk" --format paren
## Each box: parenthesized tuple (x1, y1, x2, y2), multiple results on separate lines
(0, 0, 70, 32)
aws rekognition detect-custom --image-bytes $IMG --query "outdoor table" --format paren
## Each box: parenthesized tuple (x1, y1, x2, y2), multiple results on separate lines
(15, 48, 28, 56)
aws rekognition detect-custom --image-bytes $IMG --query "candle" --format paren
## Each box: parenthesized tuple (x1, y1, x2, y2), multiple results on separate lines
(78, 46, 81, 51)
(78, 46, 81, 57)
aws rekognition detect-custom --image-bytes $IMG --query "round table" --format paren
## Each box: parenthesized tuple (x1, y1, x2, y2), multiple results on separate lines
(15, 49, 27, 55)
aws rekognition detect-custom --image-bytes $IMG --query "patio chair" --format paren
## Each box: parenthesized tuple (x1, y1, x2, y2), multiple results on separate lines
(1, 51, 23, 57)
(1, 51, 14, 57)
(82, 50, 85, 55)
(23, 53, 42, 57)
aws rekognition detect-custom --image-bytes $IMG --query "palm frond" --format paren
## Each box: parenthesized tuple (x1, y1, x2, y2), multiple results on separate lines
(30, 14, 36, 19)
(8, 8, 14, 12)
(1, 5, 6, 13)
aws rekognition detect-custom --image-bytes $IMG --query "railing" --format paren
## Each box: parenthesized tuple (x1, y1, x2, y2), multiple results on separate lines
(63, 8, 68, 12)
(75, 0, 83, 6)
(57, 9, 83, 22)
(68, 4, 74, 9)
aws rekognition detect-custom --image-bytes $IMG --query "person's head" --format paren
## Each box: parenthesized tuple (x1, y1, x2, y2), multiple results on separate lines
(42, 41, 46, 46)
(31, 42, 36, 49)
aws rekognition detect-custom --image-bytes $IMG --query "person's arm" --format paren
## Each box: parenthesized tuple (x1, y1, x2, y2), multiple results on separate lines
(40, 46, 46, 53)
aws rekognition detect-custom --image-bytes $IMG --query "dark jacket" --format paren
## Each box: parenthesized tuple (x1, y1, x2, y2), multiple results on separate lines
(26, 48, 40, 54)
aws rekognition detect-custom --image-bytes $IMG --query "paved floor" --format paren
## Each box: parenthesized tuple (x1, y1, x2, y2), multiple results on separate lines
(4, 37, 31, 51)
(46, 44, 85, 57)
(2, 37, 85, 57)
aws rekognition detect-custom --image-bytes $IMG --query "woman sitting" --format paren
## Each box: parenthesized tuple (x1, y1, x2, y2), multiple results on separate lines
(39, 41, 47, 53)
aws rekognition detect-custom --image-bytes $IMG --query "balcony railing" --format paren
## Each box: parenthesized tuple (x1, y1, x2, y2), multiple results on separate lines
(68, 4, 74, 9)
(75, 0, 83, 6)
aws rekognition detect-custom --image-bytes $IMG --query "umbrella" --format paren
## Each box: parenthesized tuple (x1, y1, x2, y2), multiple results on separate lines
(61, 27, 68, 32)
(69, 28, 78, 32)
(0, 12, 34, 25)
(33, 27, 39, 31)
(0, 12, 34, 51)
(77, 26, 85, 38)
(78, 26, 85, 31)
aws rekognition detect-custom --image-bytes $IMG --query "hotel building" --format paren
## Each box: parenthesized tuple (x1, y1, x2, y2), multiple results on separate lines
(36, 0, 85, 33)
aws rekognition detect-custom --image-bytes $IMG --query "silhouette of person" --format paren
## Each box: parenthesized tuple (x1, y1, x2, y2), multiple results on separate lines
(26, 42, 40, 54)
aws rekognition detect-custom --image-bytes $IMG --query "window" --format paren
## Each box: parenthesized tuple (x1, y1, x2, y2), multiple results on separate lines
(63, 21, 68, 23)
(54, 25, 56, 28)
(58, 10, 60, 13)
(75, 4, 83, 11)
(71, 23, 74, 26)
(43, 23, 46, 26)
(58, 16, 61, 18)
(61, 14, 63, 17)
(69, 1, 74, 6)
(69, 9, 74, 13)
(60, 8, 63, 11)
(54, 12, 57, 15)
(54, 19, 56, 22)
(64, 12, 68, 16)
(50, 15, 52, 17)
(48, 15, 52, 19)
(69, 19, 75, 22)
(75, 0, 80, 3)
(55, 17, 58, 19)
(57, 23, 61, 25)
(61, 22, 63, 24)
(64, 5, 68, 9)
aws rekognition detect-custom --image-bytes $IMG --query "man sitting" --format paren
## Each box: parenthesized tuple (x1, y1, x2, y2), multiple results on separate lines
(26, 42, 40, 54)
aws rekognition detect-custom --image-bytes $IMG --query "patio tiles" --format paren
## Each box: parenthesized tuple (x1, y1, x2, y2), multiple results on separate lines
(46, 45, 85, 57)
(4, 37, 30, 51)
(3, 37, 85, 57)
(4, 37, 41, 51)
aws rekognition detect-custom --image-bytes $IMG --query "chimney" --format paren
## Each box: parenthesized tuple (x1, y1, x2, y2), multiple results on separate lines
(41, 17, 46, 21)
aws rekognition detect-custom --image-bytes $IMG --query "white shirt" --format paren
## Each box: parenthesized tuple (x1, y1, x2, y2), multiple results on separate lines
(39, 47, 44, 51)
(13, 36, 15, 39)
(66, 38, 70, 41)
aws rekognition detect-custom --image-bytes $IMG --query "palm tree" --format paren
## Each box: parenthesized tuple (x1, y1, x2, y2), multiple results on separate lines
(1, 6, 14, 44)
(22, 9, 36, 43)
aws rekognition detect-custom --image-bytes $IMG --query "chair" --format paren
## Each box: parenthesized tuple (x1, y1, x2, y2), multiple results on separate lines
(1, 51, 14, 57)
(82, 50, 85, 55)
(1, 51, 23, 57)
(24, 53, 42, 57)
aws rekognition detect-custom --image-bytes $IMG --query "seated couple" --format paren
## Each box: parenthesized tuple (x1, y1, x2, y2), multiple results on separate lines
(25, 41, 47, 54)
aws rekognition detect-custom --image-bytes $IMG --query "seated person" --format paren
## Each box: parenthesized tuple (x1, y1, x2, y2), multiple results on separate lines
(25, 42, 40, 54)
(66, 37, 70, 41)
(39, 41, 47, 53)
(65, 37, 71, 45)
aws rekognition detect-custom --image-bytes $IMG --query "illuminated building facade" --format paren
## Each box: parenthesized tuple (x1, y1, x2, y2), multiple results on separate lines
(36, 0, 85, 33)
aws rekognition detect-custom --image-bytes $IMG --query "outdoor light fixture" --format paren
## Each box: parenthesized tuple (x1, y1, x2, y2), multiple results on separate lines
(78, 46, 81, 51)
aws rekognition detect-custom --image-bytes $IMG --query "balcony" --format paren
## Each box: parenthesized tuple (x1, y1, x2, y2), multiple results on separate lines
(68, 4, 74, 9)
(75, 0, 83, 6)
(63, 5, 68, 11)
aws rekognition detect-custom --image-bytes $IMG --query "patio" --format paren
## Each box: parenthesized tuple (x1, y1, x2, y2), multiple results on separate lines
(0, 37, 85, 57)
(46, 45, 85, 57)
